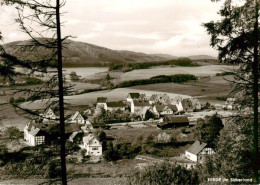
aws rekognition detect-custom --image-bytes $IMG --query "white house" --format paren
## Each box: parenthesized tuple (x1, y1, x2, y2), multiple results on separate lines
(131, 100, 151, 113)
(41, 108, 56, 122)
(153, 104, 178, 116)
(185, 141, 215, 163)
(24, 122, 45, 146)
(69, 111, 85, 124)
(96, 97, 108, 110)
(82, 134, 102, 156)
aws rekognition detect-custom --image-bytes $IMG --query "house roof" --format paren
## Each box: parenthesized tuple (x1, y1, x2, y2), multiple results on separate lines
(133, 100, 150, 107)
(29, 127, 41, 136)
(164, 115, 189, 124)
(155, 104, 167, 112)
(83, 134, 94, 143)
(65, 123, 81, 134)
(97, 97, 107, 103)
(25, 121, 34, 131)
(69, 131, 83, 140)
(70, 111, 83, 121)
(168, 104, 178, 112)
(83, 134, 102, 146)
(128, 93, 140, 99)
(91, 122, 107, 128)
(186, 141, 207, 155)
(107, 101, 125, 108)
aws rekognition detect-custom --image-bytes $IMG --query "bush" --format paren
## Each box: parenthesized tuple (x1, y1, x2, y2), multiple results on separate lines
(9, 97, 14, 104)
(69, 71, 79, 81)
(44, 161, 61, 179)
(128, 162, 200, 185)
(25, 77, 43, 85)
(216, 96, 227, 101)
(14, 97, 26, 104)
(216, 71, 233, 76)
(4, 126, 22, 140)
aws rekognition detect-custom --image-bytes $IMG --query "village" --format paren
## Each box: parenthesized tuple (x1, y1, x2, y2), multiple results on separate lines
(22, 91, 235, 170)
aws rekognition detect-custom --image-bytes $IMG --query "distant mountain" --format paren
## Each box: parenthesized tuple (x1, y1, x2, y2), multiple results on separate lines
(150, 54, 178, 60)
(3, 39, 175, 67)
(188, 55, 217, 60)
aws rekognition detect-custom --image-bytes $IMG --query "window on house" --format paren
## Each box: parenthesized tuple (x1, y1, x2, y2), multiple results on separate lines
(92, 147, 98, 150)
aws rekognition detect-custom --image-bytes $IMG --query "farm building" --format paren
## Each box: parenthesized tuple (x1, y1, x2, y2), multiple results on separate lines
(185, 141, 215, 163)
(157, 115, 189, 129)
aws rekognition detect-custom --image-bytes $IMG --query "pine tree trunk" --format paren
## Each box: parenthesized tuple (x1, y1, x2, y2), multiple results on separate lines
(56, 0, 67, 184)
(253, 0, 259, 183)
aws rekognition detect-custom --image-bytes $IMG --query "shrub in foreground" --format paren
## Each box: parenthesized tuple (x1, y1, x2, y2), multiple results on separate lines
(128, 162, 199, 185)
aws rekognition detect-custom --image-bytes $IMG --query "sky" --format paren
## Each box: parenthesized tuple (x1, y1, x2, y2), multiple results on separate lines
(0, 0, 223, 57)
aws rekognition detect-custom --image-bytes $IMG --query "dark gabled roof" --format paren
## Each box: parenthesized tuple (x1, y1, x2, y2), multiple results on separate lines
(128, 93, 140, 99)
(91, 122, 107, 128)
(107, 101, 126, 108)
(155, 104, 167, 112)
(65, 123, 81, 134)
(133, 100, 150, 107)
(97, 97, 107, 103)
(164, 115, 189, 123)
(168, 104, 178, 112)
(186, 141, 207, 155)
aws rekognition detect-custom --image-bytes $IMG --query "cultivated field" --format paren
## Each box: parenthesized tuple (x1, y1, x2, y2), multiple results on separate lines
(119, 65, 236, 81)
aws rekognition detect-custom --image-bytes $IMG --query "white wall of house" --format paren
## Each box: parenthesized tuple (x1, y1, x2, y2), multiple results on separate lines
(97, 103, 107, 110)
(185, 151, 197, 162)
(176, 101, 184, 112)
(161, 107, 174, 115)
(127, 97, 133, 103)
(107, 107, 125, 112)
(131, 101, 135, 113)
(83, 137, 102, 156)
(24, 128, 29, 141)
(86, 145, 102, 156)
(28, 135, 45, 146)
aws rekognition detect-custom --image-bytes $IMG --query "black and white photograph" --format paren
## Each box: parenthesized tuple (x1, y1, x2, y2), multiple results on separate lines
(0, 0, 259, 184)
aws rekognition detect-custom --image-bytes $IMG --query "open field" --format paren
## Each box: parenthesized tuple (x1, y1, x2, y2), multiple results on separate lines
(130, 75, 233, 104)
(119, 65, 236, 82)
